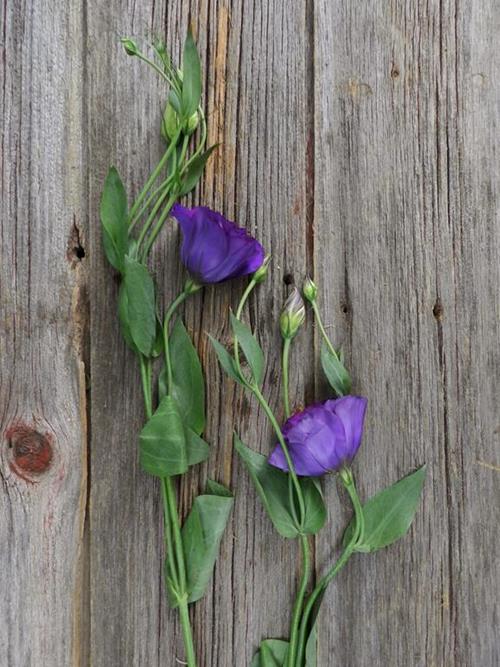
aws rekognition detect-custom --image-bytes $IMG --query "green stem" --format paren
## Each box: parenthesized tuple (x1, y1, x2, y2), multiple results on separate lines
(140, 191, 178, 260)
(287, 534, 311, 667)
(129, 143, 176, 224)
(295, 471, 364, 665)
(282, 337, 292, 418)
(178, 596, 197, 667)
(311, 299, 340, 362)
(129, 174, 175, 233)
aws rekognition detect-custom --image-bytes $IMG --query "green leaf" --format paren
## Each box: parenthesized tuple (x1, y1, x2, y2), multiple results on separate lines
(179, 145, 218, 196)
(301, 478, 327, 535)
(117, 283, 137, 352)
(122, 257, 157, 357)
(235, 435, 298, 538)
(150, 318, 164, 358)
(139, 396, 187, 477)
(230, 314, 264, 384)
(251, 639, 289, 667)
(235, 436, 326, 537)
(206, 479, 233, 497)
(320, 342, 351, 396)
(100, 166, 128, 272)
(181, 29, 202, 117)
(343, 466, 426, 552)
(186, 428, 210, 466)
(208, 335, 244, 385)
(169, 318, 205, 434)
(182, 482, 233, 603)
(305, 624, 317, 666)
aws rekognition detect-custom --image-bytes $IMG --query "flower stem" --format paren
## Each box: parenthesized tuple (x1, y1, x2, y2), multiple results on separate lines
(311, 299, 340, 362)
(295, 470, 364, 666)
(282, 337, 292, 418)
(129, 141, 177, 224)
(287, 534, 311, 667)
(140, 191, 178, 260)
(178, 595, 197, 667)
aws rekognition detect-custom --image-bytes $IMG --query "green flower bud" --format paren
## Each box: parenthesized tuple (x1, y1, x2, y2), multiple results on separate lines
(302, 276, 318, 303)
(121, 38, 139, 57)
(280, 287, 306, 340)
(161, 102, 181, 142)
(253, 255, 271, 284)
(184, 110, 199, 135)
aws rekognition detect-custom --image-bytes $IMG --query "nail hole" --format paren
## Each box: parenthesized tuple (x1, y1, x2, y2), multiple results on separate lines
(340, 302, 350, 315)
(283, 273, 294, 286)
(73, 245, 85, 260)
(433, 299, 444, 320)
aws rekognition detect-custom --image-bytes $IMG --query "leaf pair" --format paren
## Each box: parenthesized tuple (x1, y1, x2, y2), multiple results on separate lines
(343, 466, 426, 552)
(210, 315, 264, 387)
(141, 319, 207, 477)
(235, 436, 326, 538)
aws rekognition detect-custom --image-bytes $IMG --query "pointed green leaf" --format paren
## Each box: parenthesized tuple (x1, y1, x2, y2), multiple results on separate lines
(122, 257, 157, 357)
(186, 428, 210, 466)
(230, 314, 264, 384)
(235, 436, 326, 538)
(179, 145, 218, 196)
(208, 335, 244, 385)
(182, 481, 233, 603)
(343, 466, 426, 552)
(305, 624, 317, 666)
(100, 166, 128, 272)
(169, 318, 205, 434)
(117, 283, 137, 352)
(251, 639, 289, 667)
(181, 30, 202, 117)
(320, 342, 351, 396)
(235, 435, 298, 538)
(139, 396, 187, 477)
(301, 478, 327, 535)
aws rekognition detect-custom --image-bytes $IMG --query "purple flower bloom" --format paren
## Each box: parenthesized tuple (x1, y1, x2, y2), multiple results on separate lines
(268, 396, 368, 477)
(171, 204, 265, 284)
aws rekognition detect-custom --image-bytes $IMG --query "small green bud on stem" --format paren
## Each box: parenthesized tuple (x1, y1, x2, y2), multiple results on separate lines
(303, 276, 318, 303)
(121, 38, 139, 57)
(253, 255, 271, 284)
(280, 287, 306, 340)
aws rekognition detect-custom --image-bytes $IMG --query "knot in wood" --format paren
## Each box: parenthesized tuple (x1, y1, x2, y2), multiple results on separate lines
(6, 423, 53, 476)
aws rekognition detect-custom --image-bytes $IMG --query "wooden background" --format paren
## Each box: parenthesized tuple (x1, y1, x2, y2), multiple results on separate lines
(1, 0, 499, 665)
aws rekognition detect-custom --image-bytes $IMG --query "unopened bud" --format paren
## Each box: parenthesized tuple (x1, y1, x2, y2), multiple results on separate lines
(302, 276, 318, 303)
(184, 110, 199, 135)
(280, 287, 306, 340)
(161, 102, 181, 142)
(253, 255, 271, 284)
(121, 38, 139, 57)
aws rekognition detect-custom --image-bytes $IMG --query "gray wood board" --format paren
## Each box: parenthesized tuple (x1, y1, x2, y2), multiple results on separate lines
(1, 0, 498, 665)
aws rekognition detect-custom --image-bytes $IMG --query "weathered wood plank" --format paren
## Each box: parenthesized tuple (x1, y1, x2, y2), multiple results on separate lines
(0, 1, 88, 665)
(313, 1, 500, 665)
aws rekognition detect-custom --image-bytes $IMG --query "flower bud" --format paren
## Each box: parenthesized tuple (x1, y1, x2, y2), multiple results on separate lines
(184, 110, 199, 135)
(121, 38, 139, 57)
(302, 276, 318, 303)
(253, 255, 271, 284)
(280, 287, 306, 340)
(161, 102, 181, 142)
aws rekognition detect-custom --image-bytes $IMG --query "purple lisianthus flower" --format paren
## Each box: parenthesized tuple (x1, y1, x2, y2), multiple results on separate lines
(268, 396, 368, 477)
(170, 204, 265, 284)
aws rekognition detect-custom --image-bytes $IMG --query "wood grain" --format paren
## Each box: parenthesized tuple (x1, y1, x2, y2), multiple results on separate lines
(1, 0, 499, 665)
(0, 1, 88, 665)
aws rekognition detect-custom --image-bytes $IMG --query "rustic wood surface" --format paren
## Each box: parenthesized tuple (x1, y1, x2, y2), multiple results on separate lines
(1, 1, 499, 666)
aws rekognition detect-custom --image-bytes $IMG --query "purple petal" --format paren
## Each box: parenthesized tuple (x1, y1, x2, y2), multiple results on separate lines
(170, 205, 264, 283)
(326, 396, 367, 462)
